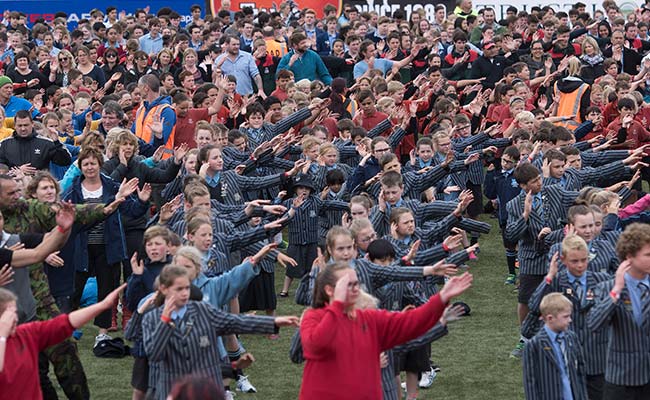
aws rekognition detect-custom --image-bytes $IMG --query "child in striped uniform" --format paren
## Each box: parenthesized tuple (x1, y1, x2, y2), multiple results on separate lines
(278, 174, 349, 297)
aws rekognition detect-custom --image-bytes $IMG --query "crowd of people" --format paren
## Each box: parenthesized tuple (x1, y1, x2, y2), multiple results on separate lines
(1, 0, 650, 399)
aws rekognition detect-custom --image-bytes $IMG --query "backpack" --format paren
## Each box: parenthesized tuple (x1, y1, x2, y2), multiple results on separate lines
(93, 337, 131, 358)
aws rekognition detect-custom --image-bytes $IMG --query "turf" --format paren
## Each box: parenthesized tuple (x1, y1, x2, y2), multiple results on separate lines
(52, 215, 525, 399)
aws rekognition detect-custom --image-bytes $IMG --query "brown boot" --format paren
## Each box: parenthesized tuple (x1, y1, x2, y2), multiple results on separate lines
(121, 303, 133, 330)
(107, 298, 118, 332)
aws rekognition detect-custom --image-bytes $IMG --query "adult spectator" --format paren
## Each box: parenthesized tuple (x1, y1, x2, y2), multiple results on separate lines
(353, 39, 419, 79)
(7, 51, 51, 96)
(216, 35, 266, 97)
(469, 8, 506, 44)
(140, 18, 164, 57)
(471, 41, 518, 89)
(0, 76, 39, 118)
(0, 110, 71, 169)
(277, 33, 332, 85)
(302, 9, 329, 55)
(133, 74, 177, 159)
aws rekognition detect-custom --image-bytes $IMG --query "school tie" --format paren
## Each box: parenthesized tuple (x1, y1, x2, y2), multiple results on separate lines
(571, 280, 584, 302)
(532, 194, 542, 211)
(638, 282, 650, 327)
(555, 334, 568, 368)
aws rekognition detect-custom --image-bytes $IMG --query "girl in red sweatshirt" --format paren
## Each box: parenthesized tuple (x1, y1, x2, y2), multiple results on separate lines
(298, 262, 473, 400)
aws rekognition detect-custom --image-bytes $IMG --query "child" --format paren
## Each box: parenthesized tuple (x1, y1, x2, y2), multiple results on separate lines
(318, 169, 349, 243)
(589, 223, 650, 399)
(279, 174, 349, 297)
(270, 69, 294, 101)
(523, 292, 588, 400)
(485, 145, 521, 284)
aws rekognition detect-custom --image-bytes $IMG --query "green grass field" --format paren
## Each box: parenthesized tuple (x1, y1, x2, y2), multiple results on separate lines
(54, 215, 526, 399)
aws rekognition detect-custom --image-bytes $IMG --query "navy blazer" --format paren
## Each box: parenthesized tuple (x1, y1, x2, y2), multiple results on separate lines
(62, 173, 149, 267)
(523, 327, 588, 400)
(588, 279, 650, 386)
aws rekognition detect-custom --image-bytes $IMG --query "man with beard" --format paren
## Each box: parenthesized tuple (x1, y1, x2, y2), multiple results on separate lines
(277, 32, 332, 85)
(216, 34, 266, 98)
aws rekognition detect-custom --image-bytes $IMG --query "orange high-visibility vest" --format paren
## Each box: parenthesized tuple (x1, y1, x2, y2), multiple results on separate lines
(553, 81, 589, 131)
(134, 103, 176, 159)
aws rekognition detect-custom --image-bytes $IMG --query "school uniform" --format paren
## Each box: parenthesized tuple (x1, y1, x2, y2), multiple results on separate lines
(525, 269, 610, 400)
(318, 186, 350, 242)
(312, 163, 352, 192)
(238, 228, 283, 312)
(548, 239, 619, 275)
(580, 149, 629, 168)
(588, 276, 650, 399)
(142, 301, 278, 400)
(523, 325, 588, 400)
(282, 192, 348, 279)
(365, 164, 452, 201)
(505, 185, 580, 304)
(204, 169, 289, 205)
(542, 161, 628, 191)
(240, 107, 312, 150)
(452, 132, 512, 217)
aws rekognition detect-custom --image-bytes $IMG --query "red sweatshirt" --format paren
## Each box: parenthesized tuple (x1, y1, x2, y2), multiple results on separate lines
(299, 294, 446, 400)
(0, 314, 74, 400)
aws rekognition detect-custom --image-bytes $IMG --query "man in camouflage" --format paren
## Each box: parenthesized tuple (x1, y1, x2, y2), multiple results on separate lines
(0, 174, 127, 399)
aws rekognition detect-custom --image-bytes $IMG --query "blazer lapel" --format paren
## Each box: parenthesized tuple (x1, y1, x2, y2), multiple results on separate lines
(539, 330, 562, 371)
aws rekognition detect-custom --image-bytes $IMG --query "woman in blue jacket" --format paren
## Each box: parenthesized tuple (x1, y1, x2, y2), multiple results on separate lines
(62, 146, 150, 345)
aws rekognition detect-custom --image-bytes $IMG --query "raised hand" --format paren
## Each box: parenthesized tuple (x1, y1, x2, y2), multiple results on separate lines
(405, 239, 421, 263)
(443, 234, 463, 251)
(0, 302, 17, 337)
(252, 243, 278, 264)
(277, 252, 298, 268)
(117, 177, 139, 200)
(45, 251, 65, 267)
(148, 114, 164, 138)
(137, 183, 152, 202)
(131, 252, 145, 275)
(55, 201, 76, 231)
(439, 272, 473, 303)
(173, 143, 189, 164)
(0, 264, 14, 286)
(440, 304, 466, 325)
(274, 316, 300, 327)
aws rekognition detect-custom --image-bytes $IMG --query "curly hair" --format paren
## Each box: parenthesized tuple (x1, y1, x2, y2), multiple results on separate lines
(616, 223, 650, 260)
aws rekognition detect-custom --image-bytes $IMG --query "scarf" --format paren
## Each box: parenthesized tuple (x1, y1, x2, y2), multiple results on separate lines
(582, 53, 604, 66)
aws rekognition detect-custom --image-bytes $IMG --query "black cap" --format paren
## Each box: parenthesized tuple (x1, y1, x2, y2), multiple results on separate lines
(292, 173, 316, 191)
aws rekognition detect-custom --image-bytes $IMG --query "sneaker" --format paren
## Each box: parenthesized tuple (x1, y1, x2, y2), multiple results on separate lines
(94, 333, 112, 348)
(505, 274, 517, 285)
(224, 390, 236, 400)
(510, 341, 525, 359)
(431, 364, 441, 373)
(418, 369, 437, 388)
(236, 375, 257, 393)
(72, 329, 83, 340)
(279, 240, 289, 249)
(278, 291, 289, 298)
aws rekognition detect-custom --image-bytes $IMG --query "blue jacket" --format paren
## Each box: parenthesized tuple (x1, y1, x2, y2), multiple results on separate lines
(484, 168, 521, 226)
(62, 173, 149, 269)
(126, 256, 171, 312)
(349, 156, 380, 195)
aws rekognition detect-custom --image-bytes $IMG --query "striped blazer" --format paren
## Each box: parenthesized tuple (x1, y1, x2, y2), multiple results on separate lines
(294, 258, 426, 306)
(580, 149, 629, 168)
(543, 161, 627, 191)
(369, 199, 457, 237)
(588, 279, 650, 386)
(365, 164, 452, 201)
(282, 195, 349, 245)
(452, 132, 512, 185)
(213, 170, 287, 205)
(523, 327, 588, 400)
(548, 239, 618, 275)
(142, 301, 277, 400)
(241, 107, 312, 149)
(525, 270, 610, 375)
(505, 185, 579, 275)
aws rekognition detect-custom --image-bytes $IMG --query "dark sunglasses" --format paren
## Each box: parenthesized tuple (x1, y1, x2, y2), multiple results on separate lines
(59, 57, 68, 61)
(105, 53, 117, 58)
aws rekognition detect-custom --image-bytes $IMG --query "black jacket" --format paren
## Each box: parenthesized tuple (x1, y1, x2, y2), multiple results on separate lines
(0, 130, 71, 169)
(471, 53, 518, 89)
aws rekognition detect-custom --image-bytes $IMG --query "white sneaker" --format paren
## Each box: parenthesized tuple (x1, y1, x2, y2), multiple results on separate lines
(418, 369, 437, 388)
(94, 333, 112, 348)
(224, 390, 236, 400)
(236, 375, 257, 393)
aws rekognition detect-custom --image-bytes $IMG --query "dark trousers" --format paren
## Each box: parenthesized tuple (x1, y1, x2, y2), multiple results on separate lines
(73, 244, 120, 328)
(39, 339, 90, 400)
(587, 374, 605, 400)
(121, 228, 145, 280)
(603, 381, 650, 400)
(466, 182, 483, 219)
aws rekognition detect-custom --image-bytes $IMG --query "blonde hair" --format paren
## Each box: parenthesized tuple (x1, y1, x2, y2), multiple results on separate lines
(173, 246, 203, 276)
(590, 190, 618, 211)
(566, 56, 581, 77)
(376, 97, 395, 113)
(302, 136, 321, 152)
(109, 128, 139, 155)
(318, 142, 338, 158)
(515, 110, 535, 123)
(561, 234, 588, 256)
(355, 290, 379, 309)
(539, 292, 573, 317)
(387, 81, 404, 94)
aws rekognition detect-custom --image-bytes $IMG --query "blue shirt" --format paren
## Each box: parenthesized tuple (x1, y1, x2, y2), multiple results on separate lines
(624, 273, 650, 326)
(171, 304, 188, 321)
(544, 325, 574, 400)
(353, 58, 394, 79)
(216, 51, 259, 95)
(138, 33, 163, 55)
(205, 172, 221, 188)
(566, 270, 587, 291)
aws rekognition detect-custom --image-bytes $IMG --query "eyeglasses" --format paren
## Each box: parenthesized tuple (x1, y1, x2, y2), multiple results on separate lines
(456, 125, 471, 130)
(358, 233, 377, 243)
(374, 147, 390, 153)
